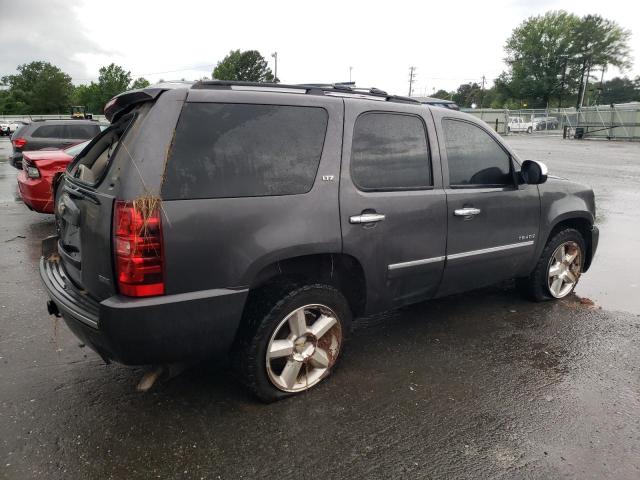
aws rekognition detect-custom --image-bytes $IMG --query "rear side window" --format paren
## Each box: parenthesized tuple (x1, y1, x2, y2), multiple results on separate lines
(162, 103, 328, 199)
(351, 112, 431, 191)
(31, 124, 65, 138)
(65, 124, 99, 139)
(442, 119, 512, 186)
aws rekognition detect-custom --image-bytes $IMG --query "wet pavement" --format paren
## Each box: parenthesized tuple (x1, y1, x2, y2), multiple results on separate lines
(1, 136, 639, 479)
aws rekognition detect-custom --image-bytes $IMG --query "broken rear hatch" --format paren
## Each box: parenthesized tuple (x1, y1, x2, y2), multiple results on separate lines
(52, 103, 152, 301)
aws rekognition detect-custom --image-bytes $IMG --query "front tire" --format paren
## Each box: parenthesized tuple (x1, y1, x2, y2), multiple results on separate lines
(234, 284, 351, 402)
(517, 228, 585, 302)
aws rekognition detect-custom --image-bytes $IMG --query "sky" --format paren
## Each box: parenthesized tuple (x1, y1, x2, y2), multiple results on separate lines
(1, 0, 639, 96)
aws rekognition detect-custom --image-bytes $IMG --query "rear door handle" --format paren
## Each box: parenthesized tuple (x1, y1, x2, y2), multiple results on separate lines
(454, 208, 481, 217)
(350, 213, 386, 224)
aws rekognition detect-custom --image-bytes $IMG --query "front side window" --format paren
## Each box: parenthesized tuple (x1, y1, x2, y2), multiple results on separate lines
(351, 112, 431, 191)
(162, 103, 328, 199)
(443, 119, 512, 187)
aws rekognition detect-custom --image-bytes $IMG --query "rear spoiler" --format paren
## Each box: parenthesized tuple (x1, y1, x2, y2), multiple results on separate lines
(103, 88, 163, 123)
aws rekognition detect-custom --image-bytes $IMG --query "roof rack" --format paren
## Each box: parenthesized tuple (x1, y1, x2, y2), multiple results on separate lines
(192, 80, 420, 104)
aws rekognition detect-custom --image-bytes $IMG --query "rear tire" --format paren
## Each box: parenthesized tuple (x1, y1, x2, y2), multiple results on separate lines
(234, 283, 351, 402)
(527, 126, 533, 134)
(517, 228, 585, 302)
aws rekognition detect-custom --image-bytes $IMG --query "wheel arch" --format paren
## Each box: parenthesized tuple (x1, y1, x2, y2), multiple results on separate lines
(542, 214, 595, 271)
(246, 253, 367, 319)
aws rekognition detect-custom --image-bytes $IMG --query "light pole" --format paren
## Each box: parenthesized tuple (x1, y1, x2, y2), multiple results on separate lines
(349, 66, 353, 83)
(271, 52, 278, 82)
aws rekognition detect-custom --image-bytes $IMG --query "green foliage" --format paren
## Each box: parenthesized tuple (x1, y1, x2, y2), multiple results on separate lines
(502, 11, 632, 108)
(505, 11, 579, 107)
(1, 61, 74, 114)
(452, 83, 484, 108)
(131, 77, 151, 89)
(432, 89, 452, 100)
(73, 65, 143, 114)
(213, 50, 275, 82)
(597, 76, 640, 104)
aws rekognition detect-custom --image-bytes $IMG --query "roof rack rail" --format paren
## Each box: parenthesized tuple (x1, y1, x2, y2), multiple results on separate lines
(192, 80, 420, 104)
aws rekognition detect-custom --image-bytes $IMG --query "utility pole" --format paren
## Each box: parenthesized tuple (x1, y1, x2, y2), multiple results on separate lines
(579, 57, 592, 109)
(558, 55, 568, 109)
(271, 52, 278, 82)
(480, 75, 486, 109)
(408, 66, 416, 97)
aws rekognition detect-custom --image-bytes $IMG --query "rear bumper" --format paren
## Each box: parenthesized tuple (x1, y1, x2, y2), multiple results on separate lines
(40, 254, 248, 365)
(17, 171, 55, 213)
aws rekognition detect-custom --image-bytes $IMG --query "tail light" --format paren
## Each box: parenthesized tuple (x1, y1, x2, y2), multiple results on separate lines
(113, 200, 164, 297)
(12, 137, 27, 149)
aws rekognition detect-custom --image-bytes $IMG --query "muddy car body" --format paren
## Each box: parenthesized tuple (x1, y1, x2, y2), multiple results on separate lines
(40, 82, 598, 401)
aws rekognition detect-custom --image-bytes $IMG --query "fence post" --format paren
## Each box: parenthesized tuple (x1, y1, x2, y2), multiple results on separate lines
(495, 118, 499, 132)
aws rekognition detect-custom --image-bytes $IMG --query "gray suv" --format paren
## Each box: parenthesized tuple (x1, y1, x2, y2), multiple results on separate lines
(40, 82, 599, 401)
(9, 119, 102, 169)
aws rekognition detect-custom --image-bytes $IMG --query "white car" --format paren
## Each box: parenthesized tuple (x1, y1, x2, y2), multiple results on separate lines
(0, 120, 28, 136)
(507, 116, 534, 134)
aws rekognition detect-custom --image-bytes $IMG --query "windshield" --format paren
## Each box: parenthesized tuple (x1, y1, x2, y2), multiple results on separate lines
(64, 140, 91, 157)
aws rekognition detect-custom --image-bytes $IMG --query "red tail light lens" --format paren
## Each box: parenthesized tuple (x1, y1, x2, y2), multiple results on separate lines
(12, 137, 27, 149)
(113, 200, 164, 297)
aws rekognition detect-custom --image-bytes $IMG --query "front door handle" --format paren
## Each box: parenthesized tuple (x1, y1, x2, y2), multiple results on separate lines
(350, 213, 386, 224)
(454, 207, 481, 217)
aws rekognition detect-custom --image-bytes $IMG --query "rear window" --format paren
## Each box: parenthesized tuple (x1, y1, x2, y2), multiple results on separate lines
(65, 124, 99, 139)
(162, 103, 328, 199)
(31, 124, 65, 138)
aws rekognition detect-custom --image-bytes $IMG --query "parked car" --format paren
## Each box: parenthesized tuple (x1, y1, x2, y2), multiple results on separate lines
(507, 116, 535, 134)
(414, 96, 460, 110)
(17, 140, 90, 213)
(0, 120, 28, 136)
(534, 116, 560, 131)
(9, 119, 104, 170)
(40, 82, 598, 402)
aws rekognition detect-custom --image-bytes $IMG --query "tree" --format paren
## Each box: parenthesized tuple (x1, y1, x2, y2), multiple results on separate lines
(97, 63, 132, 103)
(432, 89, 453, 100)
(213, 50, 274, 82)
(501, 12, 632, 108)
(2, 61, 74, 114)
(73, 64, 136, 114)
(597, 76, 640, 104)
(452, 82, 484, 108)
(504, 11, 580, 107)
(570, 14, 632, 108)
(130, 77, 151, 89)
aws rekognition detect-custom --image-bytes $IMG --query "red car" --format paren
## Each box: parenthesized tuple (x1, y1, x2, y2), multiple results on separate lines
(17, 141, 89, 213)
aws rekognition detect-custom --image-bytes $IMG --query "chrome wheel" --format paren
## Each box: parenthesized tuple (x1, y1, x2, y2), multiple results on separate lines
(266, 304, 342, 393)
(547, 241, 582, 298)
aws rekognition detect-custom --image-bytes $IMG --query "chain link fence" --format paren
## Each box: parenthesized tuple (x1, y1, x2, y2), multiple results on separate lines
(464, 103, 640, 141)
(0, 114, 107, 122)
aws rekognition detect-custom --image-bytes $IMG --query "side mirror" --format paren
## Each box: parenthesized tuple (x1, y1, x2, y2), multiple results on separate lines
(521, 160, 548, 185)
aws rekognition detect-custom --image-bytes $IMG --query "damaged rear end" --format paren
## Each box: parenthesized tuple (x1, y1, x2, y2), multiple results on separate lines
(40, 87, 189, 363)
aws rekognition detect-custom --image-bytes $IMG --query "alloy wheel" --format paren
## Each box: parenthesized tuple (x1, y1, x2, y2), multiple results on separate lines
(547, 241, 582, 298)
(265, 304, 342, 392)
